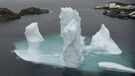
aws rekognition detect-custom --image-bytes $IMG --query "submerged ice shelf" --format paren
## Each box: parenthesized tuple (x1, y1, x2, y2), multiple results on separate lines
(14, 34, 133, 73)
(14, 7, 135, 74)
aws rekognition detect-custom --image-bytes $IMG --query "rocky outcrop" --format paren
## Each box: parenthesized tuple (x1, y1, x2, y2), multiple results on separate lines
(95, 2, 135, 20)
(0, 7, 49, 21)
(95, 2, 135, 10)
(19, 7, 49, 16)
(0, 8, 20, 20)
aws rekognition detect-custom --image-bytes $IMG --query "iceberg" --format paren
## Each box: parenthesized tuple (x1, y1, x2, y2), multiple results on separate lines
(14, 7, 133, 72)
(24, 22, 44, 54)
(59, 7, 81, 37)
(98, 62, 135, 74)
(84, 24, 122, 55)
(60, 7, 85, 67)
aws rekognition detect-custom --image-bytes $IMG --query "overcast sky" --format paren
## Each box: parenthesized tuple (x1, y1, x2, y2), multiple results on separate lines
(0, 0, 78, 1)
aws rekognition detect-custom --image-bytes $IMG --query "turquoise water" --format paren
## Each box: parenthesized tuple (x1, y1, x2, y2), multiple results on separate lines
(15, 35, 63, 54)
(14, 34, 133, 74)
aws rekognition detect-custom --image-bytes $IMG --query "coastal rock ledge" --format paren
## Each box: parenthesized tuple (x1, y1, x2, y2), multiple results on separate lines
(95, 2, 135, 19)
(0, 7, 50, 21)
(0, 8, 20, 20)
(19, 7, 50, 16)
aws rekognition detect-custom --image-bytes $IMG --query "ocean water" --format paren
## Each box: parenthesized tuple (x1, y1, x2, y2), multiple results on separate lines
(0, 0, 135, 76)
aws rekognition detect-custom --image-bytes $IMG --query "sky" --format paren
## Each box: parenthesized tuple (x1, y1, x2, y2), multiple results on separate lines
(0, 0, 77, 1)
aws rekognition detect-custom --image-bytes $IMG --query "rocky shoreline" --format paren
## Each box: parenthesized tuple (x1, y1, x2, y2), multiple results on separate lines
(95, 2, 135, 20)
(0, 7, 49, 21)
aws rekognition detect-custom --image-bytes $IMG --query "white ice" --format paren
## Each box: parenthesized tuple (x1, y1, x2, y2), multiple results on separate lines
(60, 7, 85, 67)
(98, 62, 135, 74)
(24, 22, 44, 54)
(15, 22, 64, 67)
(59, 7, 81, 37)
(14, 7, 128, 70)
(84, 24, 122, 55)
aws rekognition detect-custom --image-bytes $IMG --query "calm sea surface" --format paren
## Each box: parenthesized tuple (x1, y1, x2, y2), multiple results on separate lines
(0, 0, 135, 76)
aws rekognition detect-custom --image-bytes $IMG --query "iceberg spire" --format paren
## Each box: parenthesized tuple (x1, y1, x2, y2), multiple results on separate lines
(59, 7, 81, 37)
(60, 7, 85, 67)
(85, 24, 122, 54)
(25, 22, 44, 54)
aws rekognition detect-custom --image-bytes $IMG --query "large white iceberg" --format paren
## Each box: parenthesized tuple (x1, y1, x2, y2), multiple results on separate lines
(98, 62, 135, 74)
(24, 22, 44, 54)
(84, 24, 122, 55)
(14, 7, 133, 71)
(59, 7, 85, 67)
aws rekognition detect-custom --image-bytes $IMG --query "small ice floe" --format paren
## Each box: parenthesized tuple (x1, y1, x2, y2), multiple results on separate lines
(98, 62, 135, 74)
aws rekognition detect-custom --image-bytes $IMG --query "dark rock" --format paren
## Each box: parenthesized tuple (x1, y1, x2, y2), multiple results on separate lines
(19, 7, 49, 16)
(103, 9, 130, 19)
(95, 2, 135, 20)
(0, 7, 50, 21)
(95, 2, 135, 10)
(0, 8, 20, 20)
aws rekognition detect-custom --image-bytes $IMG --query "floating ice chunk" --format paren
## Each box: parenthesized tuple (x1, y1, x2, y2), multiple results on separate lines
(60, 7, 85, 67)
(85, 24, 122, 55)
(25, 22, 44, 54)
(98, 62, 135, 74)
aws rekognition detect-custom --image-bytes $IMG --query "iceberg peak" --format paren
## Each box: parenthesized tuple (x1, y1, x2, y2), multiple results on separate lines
(25, 22, 44, 43)
(59, 7, 81, 37)
(85, 24, 122, 55)
(97, 24, 110, 39)
(25, 22, 44, 54)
